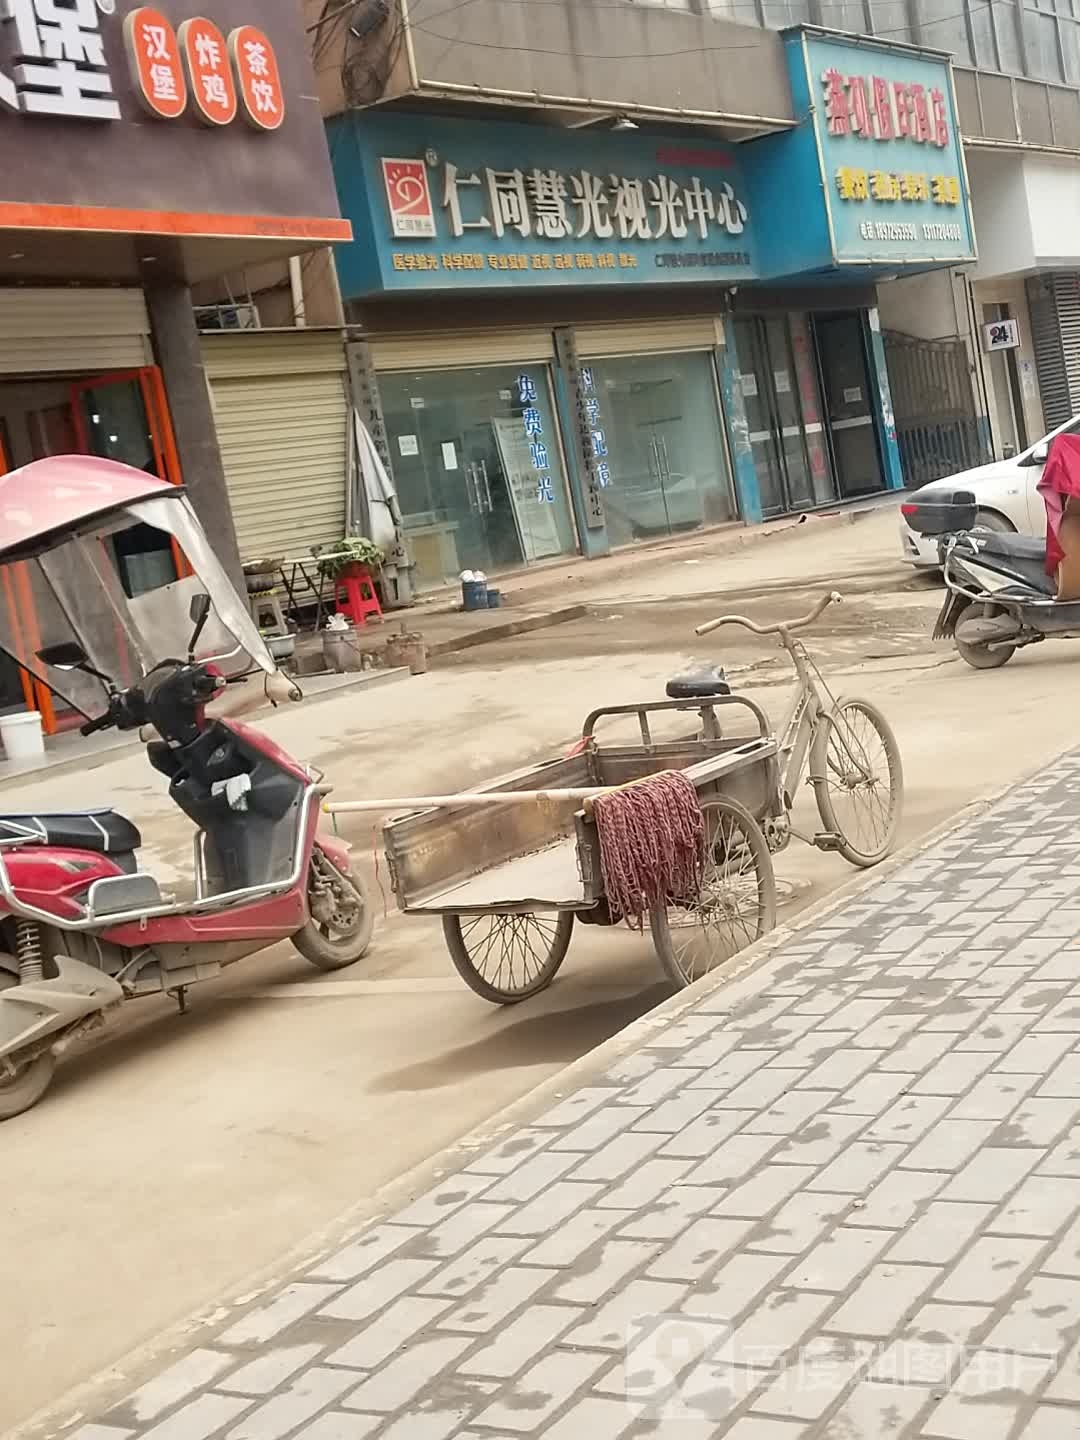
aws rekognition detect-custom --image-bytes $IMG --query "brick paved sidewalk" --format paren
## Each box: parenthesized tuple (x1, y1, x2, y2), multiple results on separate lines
(61, 755, 1080, 1440)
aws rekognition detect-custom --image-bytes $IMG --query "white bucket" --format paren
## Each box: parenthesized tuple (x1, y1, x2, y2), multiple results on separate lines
(0, 710, 45, 763)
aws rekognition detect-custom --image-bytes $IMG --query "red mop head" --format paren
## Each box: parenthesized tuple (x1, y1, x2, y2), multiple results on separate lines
(590, 770, 705, 927)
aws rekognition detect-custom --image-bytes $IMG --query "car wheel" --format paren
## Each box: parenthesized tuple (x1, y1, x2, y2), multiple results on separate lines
(973, 510, 1016, 535)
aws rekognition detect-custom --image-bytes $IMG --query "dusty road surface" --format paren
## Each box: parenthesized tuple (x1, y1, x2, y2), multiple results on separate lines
(1, 516, 1066, 1435)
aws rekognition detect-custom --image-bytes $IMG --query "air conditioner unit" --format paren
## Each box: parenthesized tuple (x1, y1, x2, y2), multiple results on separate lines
(195, 303, 261, 331)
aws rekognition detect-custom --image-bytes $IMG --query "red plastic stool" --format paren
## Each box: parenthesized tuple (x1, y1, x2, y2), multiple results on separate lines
(334, 570, 383, 627)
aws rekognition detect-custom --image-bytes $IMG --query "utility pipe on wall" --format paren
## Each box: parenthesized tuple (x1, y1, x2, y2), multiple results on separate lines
(289, 256, 307, 328)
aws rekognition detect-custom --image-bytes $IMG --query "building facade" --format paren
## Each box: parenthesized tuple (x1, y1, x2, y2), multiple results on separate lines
(176, 0, 1080, 592)
(0, 0, 347, 733)
(327, 27, 975, 589)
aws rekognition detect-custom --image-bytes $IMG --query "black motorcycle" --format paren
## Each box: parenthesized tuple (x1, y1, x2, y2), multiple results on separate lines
(902, 488, 1080, 670)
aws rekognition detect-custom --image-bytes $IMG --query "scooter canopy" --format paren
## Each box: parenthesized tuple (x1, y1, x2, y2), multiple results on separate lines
(0, 456, 176, 560)
(0, 456, 277, 719)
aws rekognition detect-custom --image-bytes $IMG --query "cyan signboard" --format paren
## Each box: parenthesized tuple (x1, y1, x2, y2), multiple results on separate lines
(328, 113, 758, 297)
(749, 29, 976, 279)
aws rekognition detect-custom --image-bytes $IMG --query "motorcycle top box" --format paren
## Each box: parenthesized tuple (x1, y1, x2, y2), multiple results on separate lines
(901, 488, 978, 537)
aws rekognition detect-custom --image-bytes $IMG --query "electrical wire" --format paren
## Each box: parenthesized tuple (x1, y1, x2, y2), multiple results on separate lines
(334, 0, 407, 108)
(308, 0, 372, 32)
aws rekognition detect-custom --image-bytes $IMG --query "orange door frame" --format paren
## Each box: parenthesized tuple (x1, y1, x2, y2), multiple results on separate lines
(0, 365, 187, 736)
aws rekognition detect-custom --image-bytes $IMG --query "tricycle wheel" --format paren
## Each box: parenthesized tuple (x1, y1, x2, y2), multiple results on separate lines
(443, 912, 573, 1004)
(650, 796, 776, 990)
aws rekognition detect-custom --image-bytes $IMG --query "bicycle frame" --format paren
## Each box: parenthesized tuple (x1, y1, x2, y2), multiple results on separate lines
(696, 591, 841, 812)
(696, 589, 902, 868)
(773, 634, 828, 806)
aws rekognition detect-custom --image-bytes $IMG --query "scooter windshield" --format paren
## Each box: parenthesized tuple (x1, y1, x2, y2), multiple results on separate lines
(0, 493, 276, 719)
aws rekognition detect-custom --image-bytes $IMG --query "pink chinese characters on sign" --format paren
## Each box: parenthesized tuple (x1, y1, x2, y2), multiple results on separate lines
(822, 66, 950, 148)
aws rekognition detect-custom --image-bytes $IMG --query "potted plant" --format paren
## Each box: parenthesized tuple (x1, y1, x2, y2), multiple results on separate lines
(316, 536, 383, 582)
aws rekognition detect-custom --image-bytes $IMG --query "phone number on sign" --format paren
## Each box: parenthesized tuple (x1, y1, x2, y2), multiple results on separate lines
(859, 220, 964, 242)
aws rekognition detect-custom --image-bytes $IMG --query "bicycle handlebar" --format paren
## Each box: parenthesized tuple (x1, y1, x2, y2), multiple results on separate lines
(695, 591, 842, 638)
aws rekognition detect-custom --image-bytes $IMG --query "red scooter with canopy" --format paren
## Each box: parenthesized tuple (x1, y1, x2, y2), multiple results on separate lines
(0, 457, 372, 1120)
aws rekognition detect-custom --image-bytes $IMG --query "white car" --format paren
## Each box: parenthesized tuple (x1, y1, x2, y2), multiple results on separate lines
(899, 415, 1080, 568)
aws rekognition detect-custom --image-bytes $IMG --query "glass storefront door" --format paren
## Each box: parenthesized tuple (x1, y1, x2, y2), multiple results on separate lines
(589, 351, 735, 546)
(380, 365, 577, 590)
(813, 312, 885, 500)
(733, 314, 836, 518)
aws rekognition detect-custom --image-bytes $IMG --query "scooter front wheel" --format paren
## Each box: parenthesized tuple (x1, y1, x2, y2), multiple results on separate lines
(0, 1051, 55, 1121)
(293, 852, 374, 971)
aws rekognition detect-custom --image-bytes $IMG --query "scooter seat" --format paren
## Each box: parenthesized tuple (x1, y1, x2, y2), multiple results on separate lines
(0, 810, 142, 854)
(958, 530, 1055, 595)
(975, 532, 1046, 563)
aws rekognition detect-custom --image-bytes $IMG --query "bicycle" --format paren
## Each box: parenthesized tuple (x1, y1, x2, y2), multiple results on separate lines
(695, 590, 904, 869)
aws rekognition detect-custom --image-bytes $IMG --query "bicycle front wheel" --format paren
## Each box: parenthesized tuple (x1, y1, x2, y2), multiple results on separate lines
(811, 697, 903, 868)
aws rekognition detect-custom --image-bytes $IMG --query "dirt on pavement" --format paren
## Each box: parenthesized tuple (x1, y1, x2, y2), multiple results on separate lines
(2, 517, 1059, 1438)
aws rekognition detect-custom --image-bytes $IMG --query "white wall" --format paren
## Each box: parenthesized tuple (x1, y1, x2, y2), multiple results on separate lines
(968, 150, 1035, 281)
(1026, 156, 1080, 267)
(968, 149, 1080, 278)
(876, 269, 969, 341)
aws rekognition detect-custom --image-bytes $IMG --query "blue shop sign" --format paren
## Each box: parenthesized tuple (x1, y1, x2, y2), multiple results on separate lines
(328, 113, 758, 296)
(750, 29, 976, 278)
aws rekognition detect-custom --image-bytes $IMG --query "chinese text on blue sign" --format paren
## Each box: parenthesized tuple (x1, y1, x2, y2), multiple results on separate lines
(332, 115, 757, 295)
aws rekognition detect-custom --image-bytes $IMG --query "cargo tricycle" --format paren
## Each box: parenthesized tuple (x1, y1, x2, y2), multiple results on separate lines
(371, 593, 902, 1001)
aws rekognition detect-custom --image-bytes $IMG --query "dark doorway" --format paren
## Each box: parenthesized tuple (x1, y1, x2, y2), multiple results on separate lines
(814, 312, 885, 500)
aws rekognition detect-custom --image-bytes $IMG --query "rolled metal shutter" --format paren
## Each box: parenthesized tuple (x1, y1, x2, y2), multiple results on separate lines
(575, 317, 724, 358)
(1027, 273, 1080, 429)
(201, 330, 348, 560)
(0, 287, 150, 374)
(368, 328, 554, 371)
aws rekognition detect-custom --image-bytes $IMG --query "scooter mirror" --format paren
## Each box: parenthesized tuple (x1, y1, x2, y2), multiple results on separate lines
(188, 593, 212, 658)
(37, 641, 89, 671)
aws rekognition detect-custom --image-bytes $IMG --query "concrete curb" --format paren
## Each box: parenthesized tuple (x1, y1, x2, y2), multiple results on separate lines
(426, 604, 588, 656)
(587, 567, 924, 612)
(11, 735, 1063, 1440)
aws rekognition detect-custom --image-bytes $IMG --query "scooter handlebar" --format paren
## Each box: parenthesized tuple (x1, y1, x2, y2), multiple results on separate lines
(79, 711, 115, 738)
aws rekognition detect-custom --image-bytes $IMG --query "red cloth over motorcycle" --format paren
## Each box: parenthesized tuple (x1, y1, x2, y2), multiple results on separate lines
(1036, 434, 1080, 576)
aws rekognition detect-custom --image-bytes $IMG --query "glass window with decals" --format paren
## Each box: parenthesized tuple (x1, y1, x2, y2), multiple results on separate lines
(380, 365, 577, 590)
(587, 350, 735, 547)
